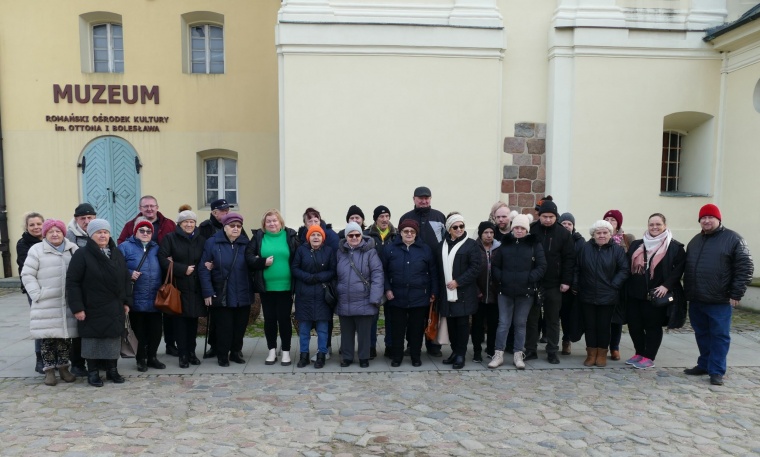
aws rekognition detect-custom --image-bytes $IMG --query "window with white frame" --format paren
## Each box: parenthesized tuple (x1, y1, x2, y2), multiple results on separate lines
(205, 158, 237, 205)
(191, 25, 224, 74)
(661, 131, 682, 192)
(93, 23, 124, 73)
(660, 112, 714, 196)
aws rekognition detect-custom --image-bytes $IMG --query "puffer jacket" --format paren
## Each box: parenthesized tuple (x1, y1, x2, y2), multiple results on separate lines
(575, 239, 629, 306)
(245, 227, 300, 293)
(291, 243, 336, 321)
(493, 233, 547, 298)
(530, 221, 575, 288)
(335, 236, 384, 317)
(158, 227, 208, 318)
(118, 236, 162, 312)
(382, 237, 439, 308)
(437, 233, 482, 318)
(199, 231, 254, 307)
(66, 238, 131, 339)
(365, 223, 398, 260)
(475, 238, 501, 304)
(684, 225, 754, 303)
(22, 239, 79, 339)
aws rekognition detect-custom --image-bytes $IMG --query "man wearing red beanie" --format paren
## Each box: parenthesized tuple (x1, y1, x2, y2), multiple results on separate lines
(682, 204, 753, 386)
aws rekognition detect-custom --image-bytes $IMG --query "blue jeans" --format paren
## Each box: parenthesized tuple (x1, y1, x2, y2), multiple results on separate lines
(495, 295, 533, 353)
(298, 320, 329, 354)
(689, 301, 732, 376)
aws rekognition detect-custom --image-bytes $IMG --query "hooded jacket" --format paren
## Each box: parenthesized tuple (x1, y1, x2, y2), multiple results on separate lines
(492, 233, 547, 298)
(291, 243, 336, 321)
(335, 236, 384, 317)
(118, 236, 162, 313)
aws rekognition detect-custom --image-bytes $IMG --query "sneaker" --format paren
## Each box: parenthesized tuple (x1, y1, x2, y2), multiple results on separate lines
(513, 351, 525, 370)
(709, 374, 724, 386)
(633, 357, 655, 369)
(487, 350, 504, 369)
(684, 366, 708, 376)
(473, 352, 483, 363)
(625, 354, 643, 365)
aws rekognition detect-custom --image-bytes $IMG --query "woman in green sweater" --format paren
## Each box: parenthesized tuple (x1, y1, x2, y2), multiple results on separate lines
(245, 209, 300, 365)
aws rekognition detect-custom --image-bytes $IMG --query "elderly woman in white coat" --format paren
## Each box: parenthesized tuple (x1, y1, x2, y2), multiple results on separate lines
(21, 219, 79, 386)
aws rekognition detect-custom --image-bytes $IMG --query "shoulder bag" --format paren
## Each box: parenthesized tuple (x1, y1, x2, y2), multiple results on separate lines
(155, 259, 183, 315)
(120, 314, 139, 358)
(644, 248, 674, 307)
(311, 250, 337, 310)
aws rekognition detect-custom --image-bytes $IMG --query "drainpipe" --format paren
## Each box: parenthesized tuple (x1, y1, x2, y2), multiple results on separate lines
(0, 100, 11, 278)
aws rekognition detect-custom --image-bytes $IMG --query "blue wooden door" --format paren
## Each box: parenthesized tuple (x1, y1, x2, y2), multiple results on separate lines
(81, 137, 141, 234)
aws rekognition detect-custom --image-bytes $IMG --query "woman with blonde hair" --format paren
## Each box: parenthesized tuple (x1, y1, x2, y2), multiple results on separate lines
(17, 211, 45, 374)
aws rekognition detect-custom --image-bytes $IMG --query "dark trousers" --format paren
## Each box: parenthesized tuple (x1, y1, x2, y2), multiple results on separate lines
(471, 302, 498, 355)
(260, 291, 293, 351)
(163, 314, 176, 347)
(212, 305, 250, 360)
(88, 358, 116, 371)
(526, 287, 561, 354)
(560, 291, 575, 343)
(387, 305, 426, 361)
(70, 337, 85, 368)
(446, 315, 470, 357)
(174, 316, 200, 357)
(610, 323, 622, 350)
(130, 311, 163, 360)
(582, 302, 614, 348)
(339, 315, 374, 361)
(627, 297, 667, 360)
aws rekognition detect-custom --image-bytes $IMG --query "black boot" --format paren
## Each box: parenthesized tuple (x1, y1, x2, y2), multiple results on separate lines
(87, 359, 103, 387)
(35, 351, 44, 374)
(452, 355, 465, 370)
(297, 353, 310, 368)
(442, 353, 457, 365)
(315, 353, 325, 369)
(105, 360, 125, 383)
(147, 356, 166, 369)
(188, 353, 201, 365)
(179, 355, 189, 369)
(136, 359, 148, 372)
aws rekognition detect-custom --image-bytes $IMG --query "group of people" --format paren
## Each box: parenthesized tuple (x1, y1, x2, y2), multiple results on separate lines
(17, 186, 753, 387)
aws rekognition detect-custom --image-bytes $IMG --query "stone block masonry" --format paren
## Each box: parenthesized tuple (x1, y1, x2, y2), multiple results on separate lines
(501, 122, 546, 216)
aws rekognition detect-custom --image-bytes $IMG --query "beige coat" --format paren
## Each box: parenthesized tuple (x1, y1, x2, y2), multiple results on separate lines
(22, 239, 78, 339)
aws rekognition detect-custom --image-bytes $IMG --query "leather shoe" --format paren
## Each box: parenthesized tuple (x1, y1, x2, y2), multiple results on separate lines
(412, 359, 422, 367)
(179, 355, 189, 369)
(340, 359, 352, 367)
(391, 360, 402, 367)
(147, 357, 166, 369)
(203, 347, 217, 359)
(684, 366, 708, 375)
(165, 344, 179, 357)
(524, 351, 538, 361)
(427, 349, 443, 357)
(87, 370, 103, 387)
(610, 349, 621, 361)
(105, 368, 125, 383)
(70, 365, 88, 377)
(710, 374, 724, 386)
(452, 355, 465, 369)
(136, 359, 148, 372)
(188, 354, 201, 365)
(442, 353, 456, 365)
(230, 352, 245, 364)
(359, 359, 369, 368)
(547, 353, 560, 364)
(297, 353, 310, 368)
(370, 347, 377, 359)
(218, 358, 230, 367)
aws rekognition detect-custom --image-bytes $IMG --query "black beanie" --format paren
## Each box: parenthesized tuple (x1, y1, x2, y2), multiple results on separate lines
(346, 205, 365, 222)
(538, 200, 559, 218)
(478, 221, 496, 238)
(373, 205, 390, 221)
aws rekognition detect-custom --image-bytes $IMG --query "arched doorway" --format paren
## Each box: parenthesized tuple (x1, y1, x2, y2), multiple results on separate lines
(80, 136, 141, 233)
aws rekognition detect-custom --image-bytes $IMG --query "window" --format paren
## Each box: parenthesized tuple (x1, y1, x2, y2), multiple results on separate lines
(191, 25, 224, 74)
(93, 23, 124, 73)
(205, 158, 237, 205)
(661, 131, 681, 192)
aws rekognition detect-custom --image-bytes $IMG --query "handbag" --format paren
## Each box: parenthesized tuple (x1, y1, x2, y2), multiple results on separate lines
(435, 316, 450, 345)
(643, 248, 674, 308)
(424, 298, 439, 340)
(120, 315, 139, 358)
(155, 260, 182, 315)
(323, 282, 337, 310)
(212, 245, 240, 307)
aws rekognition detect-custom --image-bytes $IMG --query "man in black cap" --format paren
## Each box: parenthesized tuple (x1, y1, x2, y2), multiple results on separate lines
(365, 205, 398, 357)
(199, 199, 233, 240)
(399, 186, 446, 357)
(66, 203, 97, 248)
(526, 199, 575, 364)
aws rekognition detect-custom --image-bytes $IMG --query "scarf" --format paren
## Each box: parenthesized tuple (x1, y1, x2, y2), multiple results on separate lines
(442, 235, 466, 302)
(631, 229, 671, 278)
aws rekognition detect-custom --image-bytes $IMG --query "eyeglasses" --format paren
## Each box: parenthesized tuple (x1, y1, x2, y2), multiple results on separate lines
(401, 229, 416, 235)
(451, 224, 465, 231)
(140, 205, 157, 209)
(346, 233, 362, 239)
(137, 228, 153, 234)
(227, 224, 242, 229)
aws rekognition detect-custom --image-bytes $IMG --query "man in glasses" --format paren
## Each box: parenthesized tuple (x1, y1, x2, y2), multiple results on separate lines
(117, 195, 177, 244)
(398, 186, 446, 357)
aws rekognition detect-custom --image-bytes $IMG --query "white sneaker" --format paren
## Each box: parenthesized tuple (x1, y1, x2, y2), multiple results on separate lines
(488, 350, 504, 369)
(514, 351, 525, 370)
(281, 350, 291, 366)
(265, 348, 277, 365)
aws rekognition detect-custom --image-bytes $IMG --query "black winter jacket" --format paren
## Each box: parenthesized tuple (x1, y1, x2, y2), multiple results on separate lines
(382, 238, 438, 309)
(158, 227, 208, 318)
(493, 233, 547, 298)
(575, 239, 629, 306)
(291, 243, 336, 321)
(66, 238, 131, 338)
(475, 239, 501, 304)
(365, 223, 398, 261)
(17, 231, 42, 294)
(683, 226, 753, 303)
(199, 216, 248, 242)
(437, 233, 482, 318)
(245, 227, 300, 293)
(398, 207, 446, 255)
(198, 232, 254, 307)
(530, 221, 575, 288)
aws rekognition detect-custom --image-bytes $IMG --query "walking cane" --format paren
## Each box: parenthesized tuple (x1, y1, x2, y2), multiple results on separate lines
(204, 310, 211, 358)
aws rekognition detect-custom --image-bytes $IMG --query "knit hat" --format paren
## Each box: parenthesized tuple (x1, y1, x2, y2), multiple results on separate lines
(698, 204, 722, 222)
(306, 224, 326, 242)
(538, 200, 559, 218)
(74, 203, 96, 217)
(445, 214, 465, 231)
(373, 205, 391, 221)
(559, 212, 575, 227)
(177, 210, 197, 224)
(589, 220, 614, 236)
(477, 221, 496, 238)
(603, 210, 623, 230)
(86, 219, 111, 237)
(344, 221, 362, 237)
(221, 212, 243, 226)
(535, 195, 553, 212)
(42, 219, 66, 237)
(346, 205, 365, 222)
(511, 214, 531, 232)
(398, 219, 420, 233)
(134, 217, 153, 234)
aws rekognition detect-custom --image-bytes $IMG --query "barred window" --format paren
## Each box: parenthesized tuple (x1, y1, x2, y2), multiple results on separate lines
(661, 131, 682, 192)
